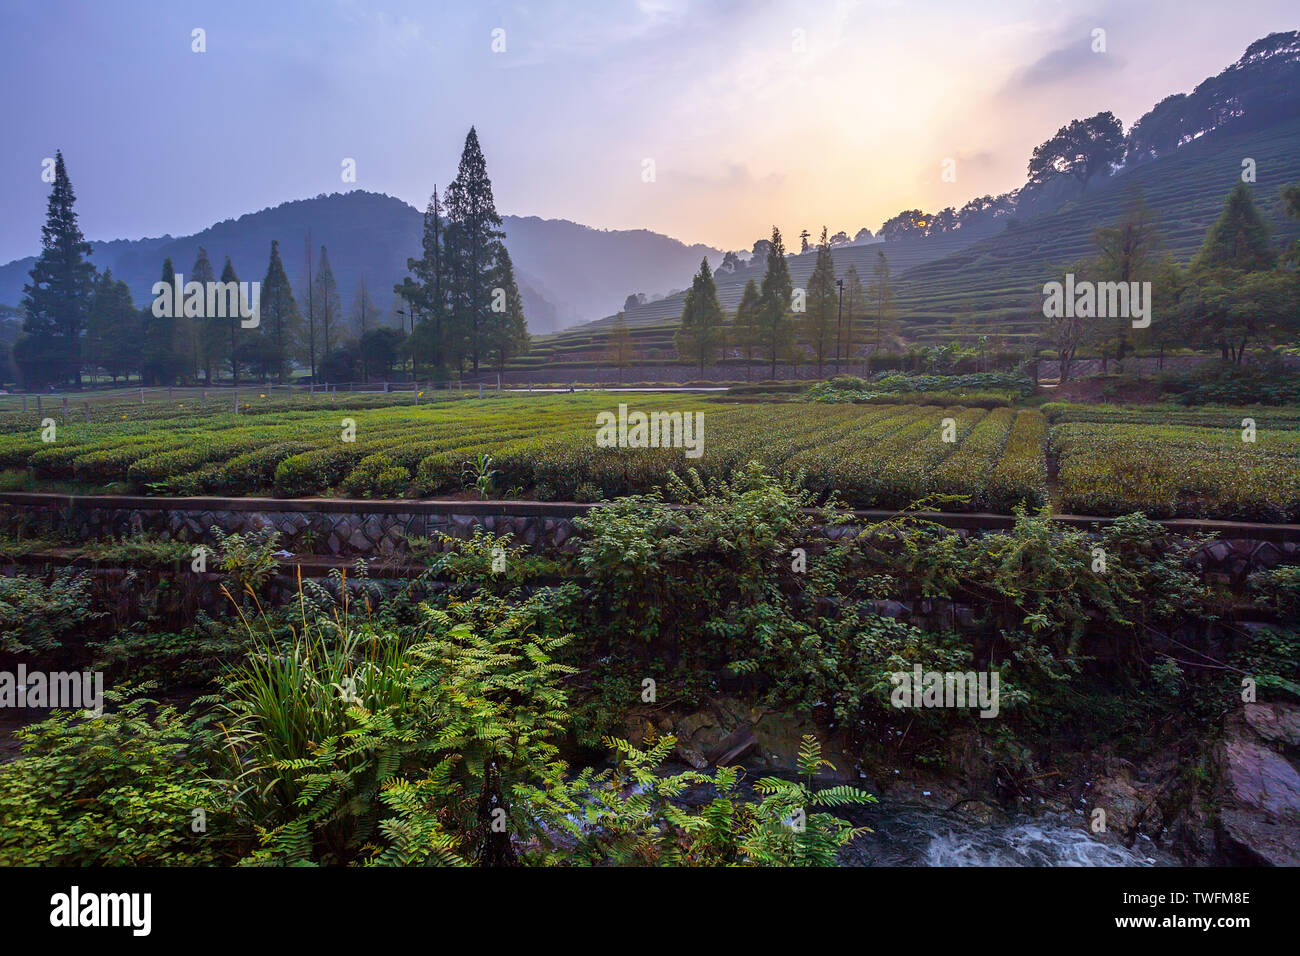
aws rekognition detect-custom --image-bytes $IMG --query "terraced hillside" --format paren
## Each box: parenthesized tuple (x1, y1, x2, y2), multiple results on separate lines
(894, 115, 1300, 346)
(521, 115, 1300, 368)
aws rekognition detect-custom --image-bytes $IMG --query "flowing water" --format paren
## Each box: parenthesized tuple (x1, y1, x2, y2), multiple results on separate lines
(838, 804, 1180, 867)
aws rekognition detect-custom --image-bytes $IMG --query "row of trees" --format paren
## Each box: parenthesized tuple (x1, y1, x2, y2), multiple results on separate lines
(15, 152, 406, 387)
(1046, 180, 1300, 380)
(16, 131, 529, 389)
(666, 227, 899, 377)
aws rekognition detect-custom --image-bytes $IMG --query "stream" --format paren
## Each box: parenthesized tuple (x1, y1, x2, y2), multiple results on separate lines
(838, 803, 1180, 866)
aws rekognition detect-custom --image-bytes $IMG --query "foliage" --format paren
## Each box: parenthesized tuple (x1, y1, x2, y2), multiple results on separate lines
(0, 570, 102, 654)
(522, 734, 873, 866)
(210, 525, 282, 596)
(0, 688, 227, 865)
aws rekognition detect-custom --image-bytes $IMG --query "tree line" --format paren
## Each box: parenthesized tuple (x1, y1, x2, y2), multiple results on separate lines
(14, 129, 528, 389)
(1046, 179, 1300, 381)
(662, 226, 900, 379)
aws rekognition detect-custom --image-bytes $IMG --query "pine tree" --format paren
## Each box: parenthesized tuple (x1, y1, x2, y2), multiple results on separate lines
(733, 279, 762, 381)
(485, 243, 529, 375)
(221, 257, 243, 385)
(674, 257, 724, 375)
(867, 250, 896, 353)
(804, 227, 837, 375)
(313, 245, 342, 370)
(19, 150, 96, 388)
(259, 240, 300, 383)
(758, 226, 794, 379)
(85, 270, 139, 384)
(1193, 182, 1276, 272)
(140, 258, 178, 385)
(445, 129, 505, 374)
(190, 247, 224, 384)
(397, 189, 449, 375)
(1181, 183, 1287, 362)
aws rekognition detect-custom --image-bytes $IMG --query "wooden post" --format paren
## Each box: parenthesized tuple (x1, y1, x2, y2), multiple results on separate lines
(201, 390, 207, 410)
(233, 391, 239, 414)
(83, 401, 90, 424)
(140, 388, 145, 404)
(36, 395, 42, 415)
(22, 395, 28, 413)
(62, 397, 69, 419)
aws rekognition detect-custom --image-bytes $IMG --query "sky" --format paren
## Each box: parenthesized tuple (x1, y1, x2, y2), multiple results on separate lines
(0, 0, 1295, 264)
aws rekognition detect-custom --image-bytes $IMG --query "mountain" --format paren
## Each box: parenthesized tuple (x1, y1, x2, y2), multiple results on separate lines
(0, 191, 724, 334)
(548, 30, 1300, 355)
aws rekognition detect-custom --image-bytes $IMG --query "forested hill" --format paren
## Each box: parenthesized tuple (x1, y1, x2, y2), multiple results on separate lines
(0, 191, 723, 334)
(558, 30, 1300, 349)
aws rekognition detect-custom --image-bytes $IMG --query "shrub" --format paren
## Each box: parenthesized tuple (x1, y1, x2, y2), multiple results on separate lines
(341, 453, 411, 498)
(0, 690, 227, 865)
(0, 571, 103, 654)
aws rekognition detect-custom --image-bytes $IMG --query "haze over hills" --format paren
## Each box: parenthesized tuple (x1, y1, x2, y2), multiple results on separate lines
(0, 191, 724, 334)
(552, 30, 1300, 357)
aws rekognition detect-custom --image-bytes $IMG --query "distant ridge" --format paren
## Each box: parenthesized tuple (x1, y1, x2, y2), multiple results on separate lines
(0, 190, 725, 335)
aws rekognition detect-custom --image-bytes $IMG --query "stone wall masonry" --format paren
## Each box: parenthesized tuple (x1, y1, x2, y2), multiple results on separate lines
(0, 492, 1297, 577)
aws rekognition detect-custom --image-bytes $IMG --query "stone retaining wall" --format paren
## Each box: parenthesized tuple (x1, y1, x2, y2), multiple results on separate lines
(0, 493, 1297, 576)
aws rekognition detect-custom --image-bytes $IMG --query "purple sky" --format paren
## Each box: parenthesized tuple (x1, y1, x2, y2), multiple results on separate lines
(1, 0, 1295, 263)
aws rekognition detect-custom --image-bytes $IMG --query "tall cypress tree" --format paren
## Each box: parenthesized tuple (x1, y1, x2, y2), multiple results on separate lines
(259, 240, 300, 383)
(313, 245, 341, 365)
(674, 257, 724, 374)
(445, 128, 504, 374)
(397, 188, 449, 375)
(758, 226, 793, 379)
(190, 247, 218, 384)
(804, 227, 837, 375)
(733, 278, 762, 380)
(140, 258, 177, 385)
(485, 243, 529, 374)
(19, 150, 96, 387)
(221, 257, 242, 385)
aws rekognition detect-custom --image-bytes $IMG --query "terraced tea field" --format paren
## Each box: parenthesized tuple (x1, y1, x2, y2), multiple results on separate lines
(0, 393, 1296, 519)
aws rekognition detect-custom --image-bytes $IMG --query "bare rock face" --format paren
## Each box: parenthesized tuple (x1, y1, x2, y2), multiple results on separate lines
(1216, 708, 1300, 866)
(1243, 702, 1300, 752)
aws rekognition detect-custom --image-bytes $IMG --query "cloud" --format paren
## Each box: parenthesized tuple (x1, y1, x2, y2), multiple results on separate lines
(1011, 36, 1124, 90)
